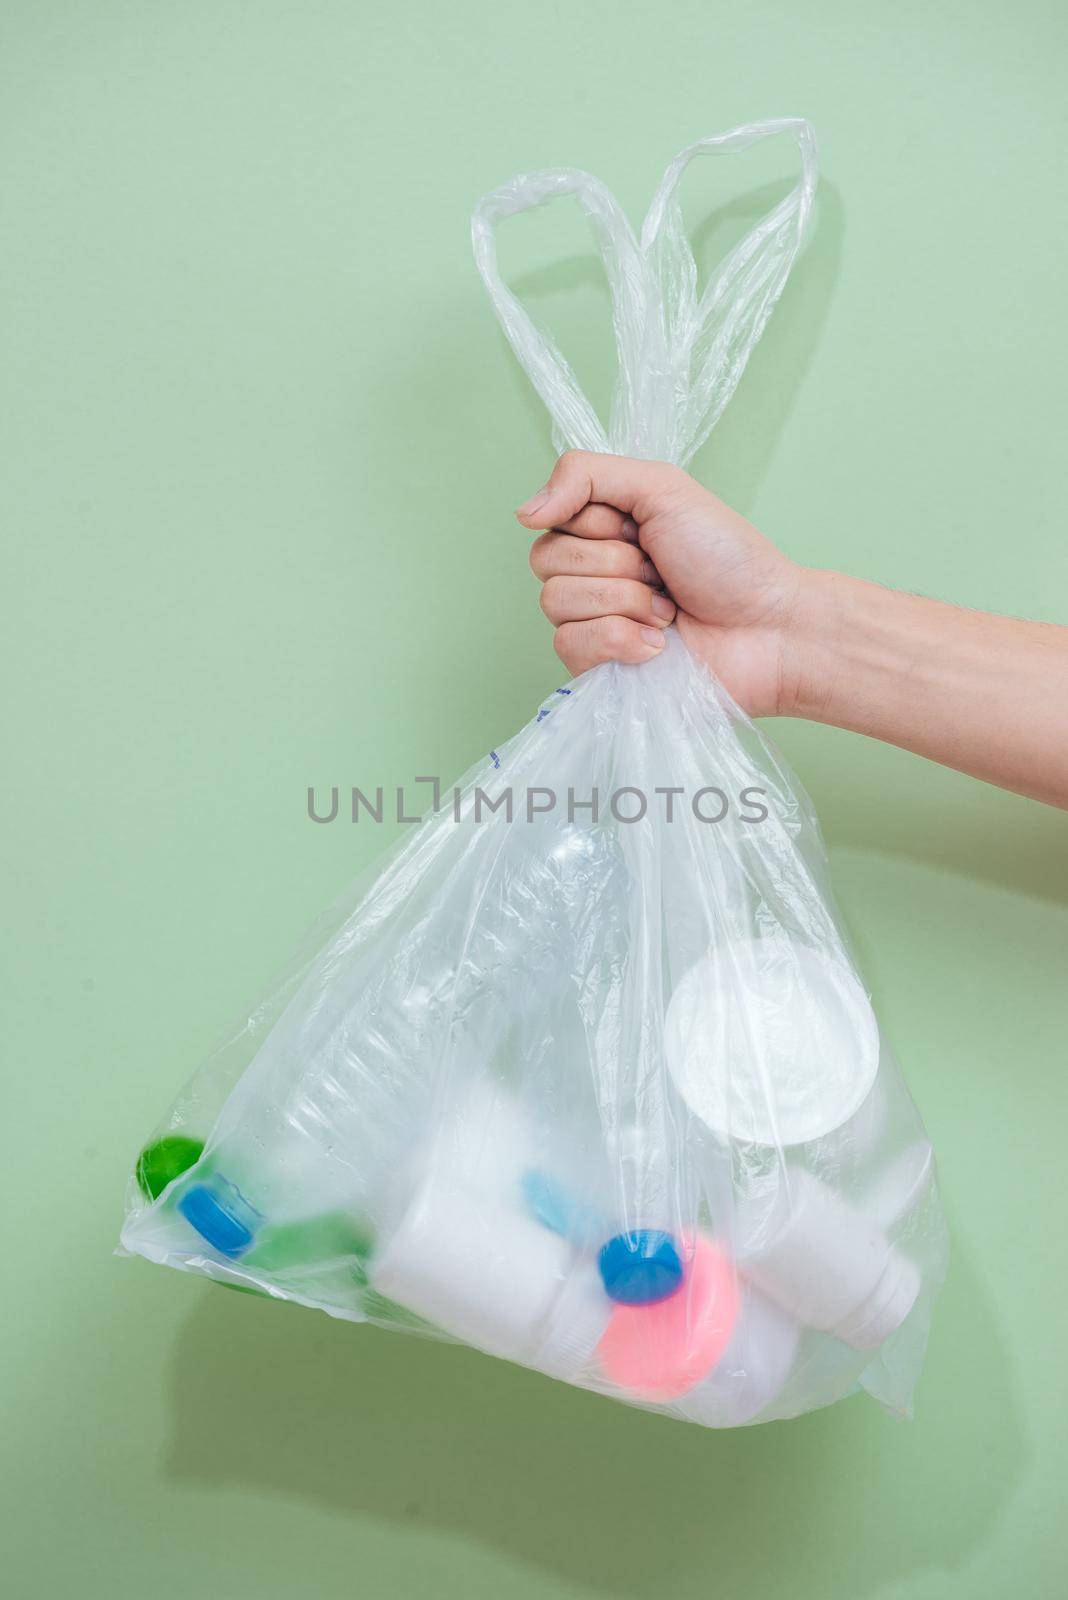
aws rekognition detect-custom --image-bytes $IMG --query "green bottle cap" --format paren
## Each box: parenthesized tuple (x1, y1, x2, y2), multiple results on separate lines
(135, 1134, 205, 1201)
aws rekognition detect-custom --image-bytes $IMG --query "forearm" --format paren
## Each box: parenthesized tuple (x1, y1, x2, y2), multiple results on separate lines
(787, 571, 1068, 809)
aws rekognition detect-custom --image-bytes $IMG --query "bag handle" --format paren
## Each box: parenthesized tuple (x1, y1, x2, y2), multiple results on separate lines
(471, 118, 817, 467)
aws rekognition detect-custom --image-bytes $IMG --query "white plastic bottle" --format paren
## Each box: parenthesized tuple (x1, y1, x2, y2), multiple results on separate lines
(370, 1085, 611, 1376)
(736, 1167, 921, 1350)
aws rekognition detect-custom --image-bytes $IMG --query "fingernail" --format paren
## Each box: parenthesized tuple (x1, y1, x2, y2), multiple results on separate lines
(651, 593, 675, 621)
(640, 626, 665, 649)
(620, 515, 639, 540)
(516, 484, 552, 519)
(640, 559, 661, 585)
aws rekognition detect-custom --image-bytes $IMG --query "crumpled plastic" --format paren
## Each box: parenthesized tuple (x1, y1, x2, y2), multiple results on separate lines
(121, 119, 947, 1427)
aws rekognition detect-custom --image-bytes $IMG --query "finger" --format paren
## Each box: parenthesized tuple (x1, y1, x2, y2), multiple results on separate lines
(554, 616, 667, 673)
(552, 501, 638, 542)
(516, 450, 682, 530)
(540, 575, 677, 629)
(529, 533, 661, 587)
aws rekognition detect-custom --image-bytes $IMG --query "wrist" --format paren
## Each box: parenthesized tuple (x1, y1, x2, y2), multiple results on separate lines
(776, 566, 848, 721)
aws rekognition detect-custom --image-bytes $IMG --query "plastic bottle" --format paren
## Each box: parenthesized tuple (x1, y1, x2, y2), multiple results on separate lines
(736, 1167, 921, 1349)
(371, 1171, 610, 1377)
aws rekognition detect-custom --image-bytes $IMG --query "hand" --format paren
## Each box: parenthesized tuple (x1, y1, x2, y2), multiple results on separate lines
(517, 450, 1068, 806)
(517, 451, 809, 718)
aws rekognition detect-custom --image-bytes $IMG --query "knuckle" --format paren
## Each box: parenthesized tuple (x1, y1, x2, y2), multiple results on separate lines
(599, 615, 632, 654)
(580, 503, 612, 534)
(528, 532, 552, 577)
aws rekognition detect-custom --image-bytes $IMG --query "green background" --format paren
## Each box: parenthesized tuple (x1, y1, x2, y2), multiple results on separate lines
(3, 2, 1067, 1596)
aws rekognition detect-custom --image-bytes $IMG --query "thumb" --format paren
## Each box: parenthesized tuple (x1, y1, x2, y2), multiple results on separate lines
(515, 450, 679, 530)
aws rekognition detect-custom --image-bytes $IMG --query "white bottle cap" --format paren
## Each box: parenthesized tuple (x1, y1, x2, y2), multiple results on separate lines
(664, 939, 880, 1147)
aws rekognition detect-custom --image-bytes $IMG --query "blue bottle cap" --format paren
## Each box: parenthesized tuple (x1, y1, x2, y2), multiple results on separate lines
(177, 1178, 261, 1259)
(598, 1229, 684, 1306)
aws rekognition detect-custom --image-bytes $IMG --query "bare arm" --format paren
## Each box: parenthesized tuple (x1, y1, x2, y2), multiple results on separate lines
(789, 573, 1068, 810)
(517, 451, 1068, 810)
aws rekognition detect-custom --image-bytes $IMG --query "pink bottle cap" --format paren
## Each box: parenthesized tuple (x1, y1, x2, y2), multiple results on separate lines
(597, 1234, 739, 1399)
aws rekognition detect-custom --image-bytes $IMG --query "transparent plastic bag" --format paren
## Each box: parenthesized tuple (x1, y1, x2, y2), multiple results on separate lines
(120, 119, 947, 1426)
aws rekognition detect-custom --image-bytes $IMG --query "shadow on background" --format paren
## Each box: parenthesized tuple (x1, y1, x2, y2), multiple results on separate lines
(494, 175, 845, 510)
(167, 1237, 1021, 1600)
(347, 173, 852, 800)
(358, 174, 844, 558)
(168, 169, 1033, 1596)
(797, 741, 1068, 911)
(692, 178, 842, 513)
(440, 169, 1068, 912)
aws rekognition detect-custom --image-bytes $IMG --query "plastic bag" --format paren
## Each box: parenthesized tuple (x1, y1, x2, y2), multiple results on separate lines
(121, 119, 947, 1426)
